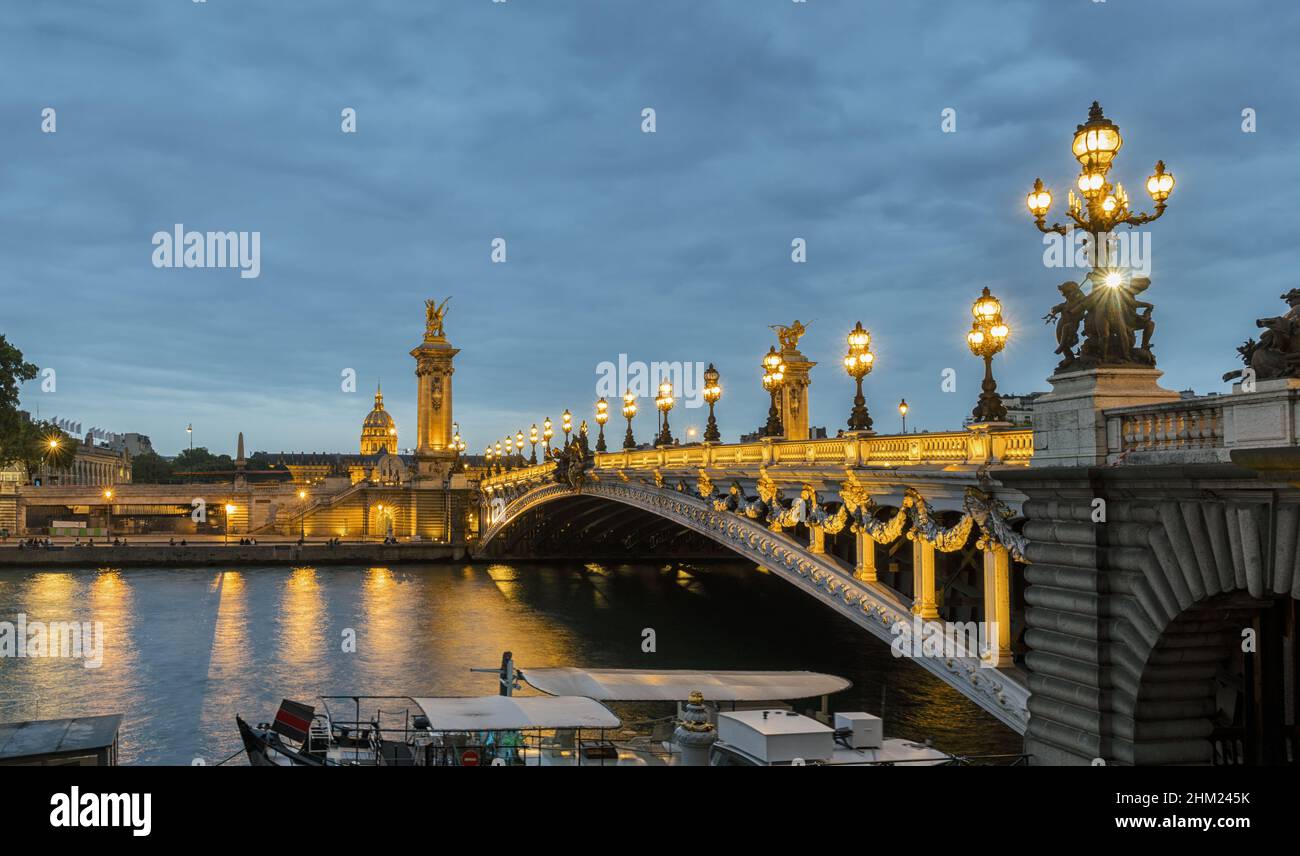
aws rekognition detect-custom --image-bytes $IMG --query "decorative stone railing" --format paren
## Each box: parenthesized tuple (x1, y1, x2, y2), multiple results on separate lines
(590, 427, 1033, 473)
(1105, 397, 1226, 463)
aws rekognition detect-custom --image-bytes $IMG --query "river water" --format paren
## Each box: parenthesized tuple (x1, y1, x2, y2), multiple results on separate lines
(0, 561, 1020, 764)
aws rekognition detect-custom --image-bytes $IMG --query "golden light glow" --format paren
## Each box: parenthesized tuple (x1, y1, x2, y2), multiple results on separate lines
(898, 399, 909, 416)
(1146, 160, 1175, 202)
(529, 424, 539, 444)
(1104, 271, 1123, 288)
(702, 364, 721, 405)
(104, 489, 113, 500)
(298, 489, 307, 500)
(1027, 178, 1053, 216)
(595, 398, 609, 425)
(225, 503, 235, 514)
(656, 380, 675, 413)
(622, 389, 638, 419)
(1071, 107, 1122, 173)
(967, 287, 1010, 358)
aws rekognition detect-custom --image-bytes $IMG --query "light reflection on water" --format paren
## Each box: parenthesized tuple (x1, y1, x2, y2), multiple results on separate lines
(0, 562, 1019, 764)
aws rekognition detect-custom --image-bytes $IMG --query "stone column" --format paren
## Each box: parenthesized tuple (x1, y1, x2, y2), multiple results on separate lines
(911, 538, 939, 619)
(809, 526, 824, 554)
(982, 544, 1013, 667)
(411, 322, 460, 483)
(854, 529, 877, 581)
(779, 345, 816, 442)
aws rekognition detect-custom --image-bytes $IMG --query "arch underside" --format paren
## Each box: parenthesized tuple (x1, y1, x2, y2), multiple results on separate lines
(481, 480, 1031, 733)
(1021, 488, 1300, 765)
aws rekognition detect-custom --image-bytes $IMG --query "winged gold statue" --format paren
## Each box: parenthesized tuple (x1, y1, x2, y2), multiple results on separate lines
(425, 297, 451, 339)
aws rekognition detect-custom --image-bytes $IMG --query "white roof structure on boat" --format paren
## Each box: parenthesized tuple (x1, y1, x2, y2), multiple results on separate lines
(522, 668, 851, 702)
(410, 695, 621, 731)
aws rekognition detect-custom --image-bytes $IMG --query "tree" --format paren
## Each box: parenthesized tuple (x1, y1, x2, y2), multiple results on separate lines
(15, 421, 74, 483)
(0, 335, 40, 472)
(0, 334, 37, 413)
(131, 451, 175, 484)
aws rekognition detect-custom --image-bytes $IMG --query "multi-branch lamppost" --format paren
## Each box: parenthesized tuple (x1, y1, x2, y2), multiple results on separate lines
(543, 417, 553, 457)
(702, 363, 722, 443)
(1027, 102, 1175, 251)
(594, 398, 609, 452)
(515, 430, 525, 465)
(655, 380, 675, 447)
(842, 321, 875, 433)
(1027, 103, 1175, 368)
(967, 287, 1011, 424)
(528, 424, 539, 464)
(898, 399, 909, 433)
(494, 441, 504, 472)
(485, 446, 495, 475)
(561, 409, 572, 447)
(621, 390, 638, 450)
(761, 346, 786, 437)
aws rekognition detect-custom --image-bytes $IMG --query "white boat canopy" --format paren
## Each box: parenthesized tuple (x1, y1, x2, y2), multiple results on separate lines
(521, 668, 851, 702)
(410, 695, 621, 731)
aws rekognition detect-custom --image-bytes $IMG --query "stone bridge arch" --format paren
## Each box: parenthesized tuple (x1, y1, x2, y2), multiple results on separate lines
(479, 473, 1032, 733)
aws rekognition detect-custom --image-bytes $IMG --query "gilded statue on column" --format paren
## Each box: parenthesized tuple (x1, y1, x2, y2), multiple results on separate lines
(425, 297, 451, 340)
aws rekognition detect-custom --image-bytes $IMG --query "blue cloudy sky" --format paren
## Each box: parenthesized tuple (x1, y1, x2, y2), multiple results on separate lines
(4, 0, 1297, 456)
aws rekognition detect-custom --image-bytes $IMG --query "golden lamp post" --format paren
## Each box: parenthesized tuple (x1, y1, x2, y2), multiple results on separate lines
(543, 417, 553, 457)
(485, 446, 495, 475)
(224, 502, 235, 546)
(898, 398, 909, 433)
(655, 380, 675, 447)
(761, 346, 786, 437)
(967, 287, 1011, 424)
(594, 398, 609, 452)
(621, 390, 638, 450)
(1028, 103, 1174, 369)
(297, 488, 307, 540)
(515, 430, 525, 464)
(702, 363, 722, 443)
(1027, 102, 1174, 252)
(842, 321, 875, 434)
(494, 441, 504, 473)
(528, 424, 539, 464)
(561, 409, 573, 447)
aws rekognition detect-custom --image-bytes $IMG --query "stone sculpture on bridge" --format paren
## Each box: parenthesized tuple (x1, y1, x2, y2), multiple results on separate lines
(1043, 270, 1156, 370)
(1222, 288, 1300, 382)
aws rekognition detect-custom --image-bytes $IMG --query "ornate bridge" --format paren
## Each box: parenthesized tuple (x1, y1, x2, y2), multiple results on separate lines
(479, 427, 1035, 733)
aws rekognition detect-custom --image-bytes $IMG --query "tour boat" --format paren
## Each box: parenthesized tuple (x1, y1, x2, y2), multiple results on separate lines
(235, 653, 957, 767)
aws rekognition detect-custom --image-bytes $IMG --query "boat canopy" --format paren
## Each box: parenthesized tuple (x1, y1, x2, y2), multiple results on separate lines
(409, 695, 621, 731)
(521, 668, 851, 702)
